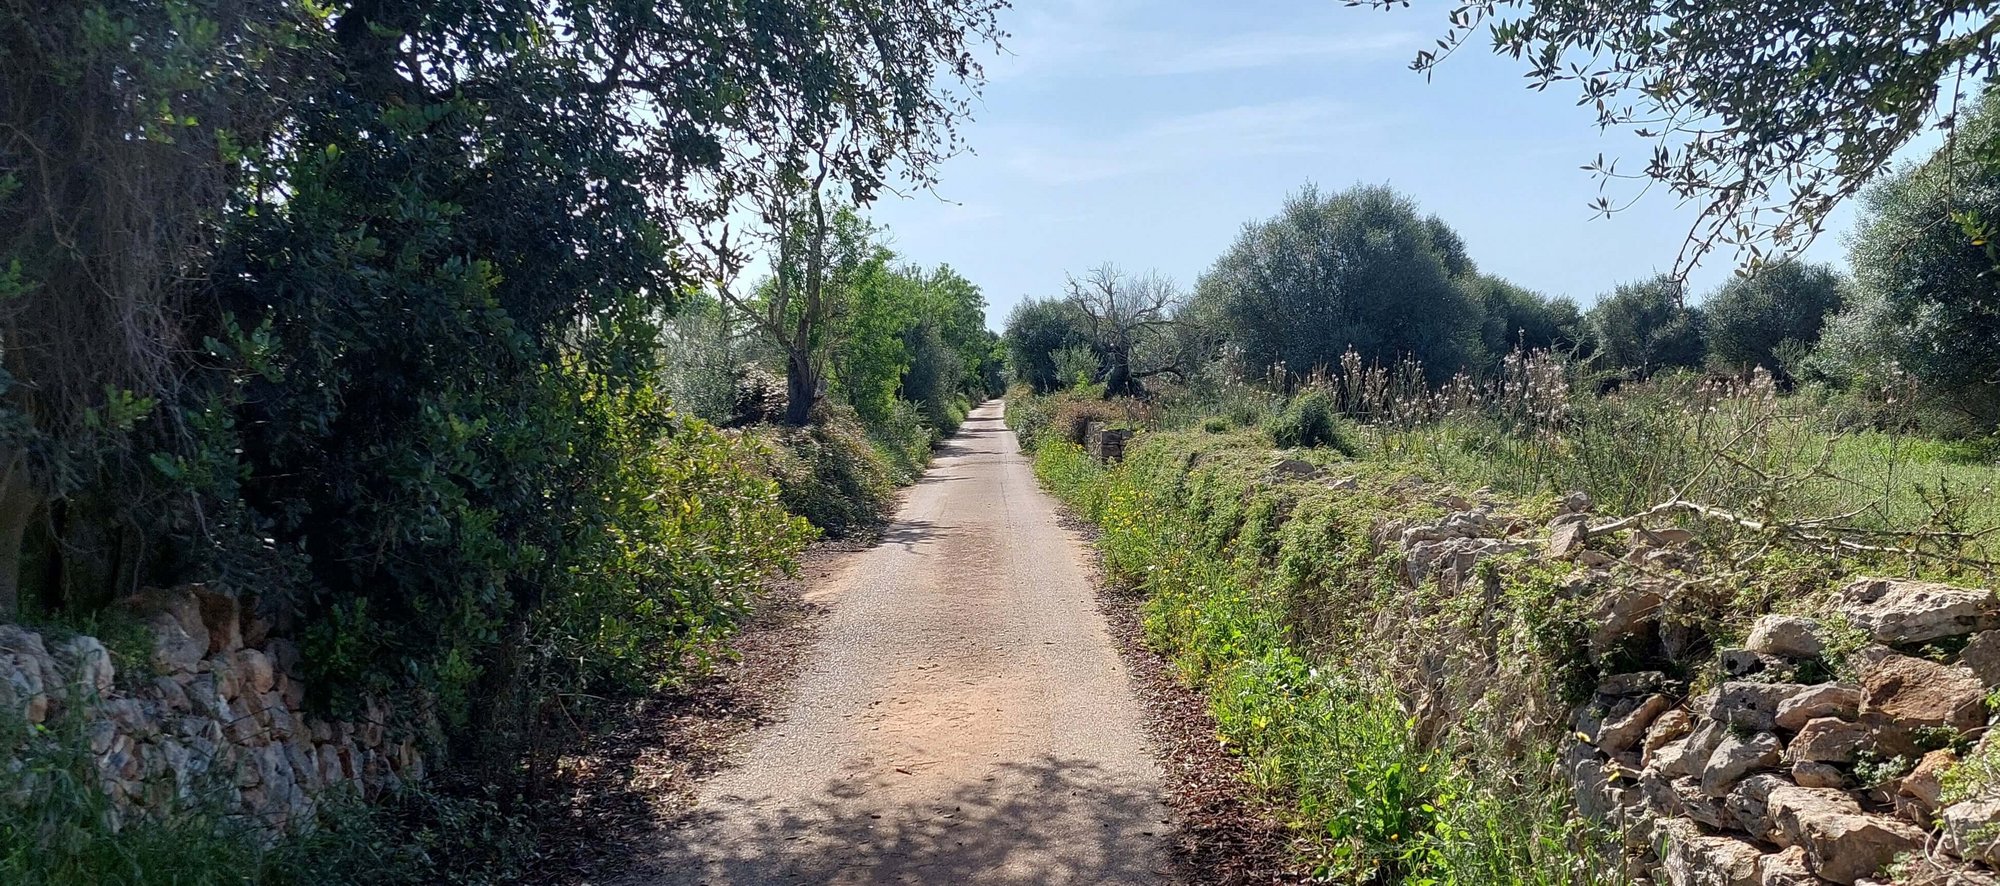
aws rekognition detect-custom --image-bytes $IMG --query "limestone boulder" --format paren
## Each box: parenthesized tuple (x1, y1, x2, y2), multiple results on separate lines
(1591, 582, 1668, 659)
(1703, 732, 1783, 797)
(1700, 682, 1809, 732)
(1643, 772, 1729, 829)
(116, 587, 209, 674)
(1601, 694, 1673, 755)
(1646, 709, 1696, 766)
(1767, 785, 1925, 884)
(1268, 457, 1318, 480)
(233, 649, 276, 696)
(1720, 649, 1787, 679)
(1860, 653, 1986, 733)
(1895, 748, 1956, 824)
(191, 587, 243, 655)
(54, 635, 115, 695)
(1658, 721, 1729, 779)
(1836, 577, 1995, 644)
(1944, 798, 2000, 866)
(1788, 717, 1872, 764)
(1775, 685, 1862, 732)
(1726, 774, 1788, 841)
(1657, 818, 1762, 886)
(1962, 629, 2000, 687)
(1746, 615, 1825, 659)
(1791, 760, 1846, 789)
(1755, 845, 1816, 886)
(1549, 519, 1588, 559)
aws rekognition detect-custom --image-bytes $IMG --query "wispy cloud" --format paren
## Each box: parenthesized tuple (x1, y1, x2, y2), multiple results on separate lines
(1002, 98, 1376, 185)
(987, 3, 1418, 83)
(1137, 31, 1419, 76)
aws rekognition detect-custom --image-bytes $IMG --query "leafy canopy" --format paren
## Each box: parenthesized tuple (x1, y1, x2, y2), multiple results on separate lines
(1194, 184, 1486, 382)
(1365, 0, 2000, 270)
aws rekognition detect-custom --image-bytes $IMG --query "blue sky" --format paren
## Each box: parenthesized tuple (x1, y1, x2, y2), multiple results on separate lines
(865, 0, 1940, 331)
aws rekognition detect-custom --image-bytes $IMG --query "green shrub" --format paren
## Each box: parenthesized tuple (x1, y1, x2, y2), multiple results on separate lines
(754, 404, 899, 535)
(1034, 432, 1617, 883)
(1267, 389, 1358, 454)
(1702, 260, 1845, 386)
(1585, 275, 1706, 378)
(1004, 384, 1054, 448)
(866, 399, 936, 484)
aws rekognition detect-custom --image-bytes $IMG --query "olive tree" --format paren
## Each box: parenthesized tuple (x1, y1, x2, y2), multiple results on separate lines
(1065, 266, 1190, 398)
(1587, 276, 1706, 379)
(1818, 90, 2000, 424)
(1702, 260, 1845, 386)
(1364, 0, 2000, 270)
(1195, 184, 1485, 382)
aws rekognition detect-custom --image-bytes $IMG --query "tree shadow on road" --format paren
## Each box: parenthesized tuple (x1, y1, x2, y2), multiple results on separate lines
(877, 519, 951, 552)
(629, 754, 1173, 885)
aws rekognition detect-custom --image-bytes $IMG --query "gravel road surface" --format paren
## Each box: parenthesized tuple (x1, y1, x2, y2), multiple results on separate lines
(628, 400, 1171, 884)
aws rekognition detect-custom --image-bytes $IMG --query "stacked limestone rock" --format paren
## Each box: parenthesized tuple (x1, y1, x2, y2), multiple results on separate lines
(0, 585, 423, 835)
(1365, 482, 2000, 885)
(1569, 574, 2000, 885)
(1384, 493, 1537, 591)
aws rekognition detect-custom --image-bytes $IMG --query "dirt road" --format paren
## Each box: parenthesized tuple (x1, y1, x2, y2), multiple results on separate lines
(630, 401, 1171, 884)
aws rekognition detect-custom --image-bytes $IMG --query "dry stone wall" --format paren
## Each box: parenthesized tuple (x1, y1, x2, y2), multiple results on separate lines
(1, 585, 423, 835)
(1384, 494, 2000, 886)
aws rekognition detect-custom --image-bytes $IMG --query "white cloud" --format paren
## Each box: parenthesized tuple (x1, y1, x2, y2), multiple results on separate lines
(1001, 98, 1375, 185)
(986, 3, 1417, 83)
(1138, 31, 1419, 75)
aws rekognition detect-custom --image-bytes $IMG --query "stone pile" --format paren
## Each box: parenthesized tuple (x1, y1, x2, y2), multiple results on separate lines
(1567, 575, 2000, 885)
(1370, 483, 2000, 885)
(1382, 494, 1537, 591)
(0, 585, 422, 835)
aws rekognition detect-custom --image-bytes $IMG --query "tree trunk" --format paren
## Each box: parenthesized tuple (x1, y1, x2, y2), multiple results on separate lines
(784, 349, 817, 426)
(0, 454, 40, 622)
(1103, 349, 1134, 398)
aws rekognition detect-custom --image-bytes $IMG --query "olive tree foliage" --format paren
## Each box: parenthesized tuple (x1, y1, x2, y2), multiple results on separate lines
(1586, 275, 1706, 378)
(1813, 89, 2000, 425)
(1194, 184, 1485, 382)
(1362, 0, 2000, 272)
(1702, 260, 1845, 386)
(691, 0, 1006, 425)
(1466, 274, 1584, 361)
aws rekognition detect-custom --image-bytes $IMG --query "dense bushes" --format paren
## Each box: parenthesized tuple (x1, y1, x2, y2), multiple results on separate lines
(753, 406, 902, 537)
(1004, 299, 1097, 393)
(2, 0, 1003, 875)
(1005, 386, 1155, 451)
(1265, 389, 1358, 453)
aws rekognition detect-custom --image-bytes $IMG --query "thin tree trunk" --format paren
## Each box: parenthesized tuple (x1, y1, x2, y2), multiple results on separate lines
(784, 348, 817, 426)
(0, 453, 40, 622)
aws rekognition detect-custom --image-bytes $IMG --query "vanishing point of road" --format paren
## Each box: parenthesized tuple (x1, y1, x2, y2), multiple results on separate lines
(632, 400, 1172, 884)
